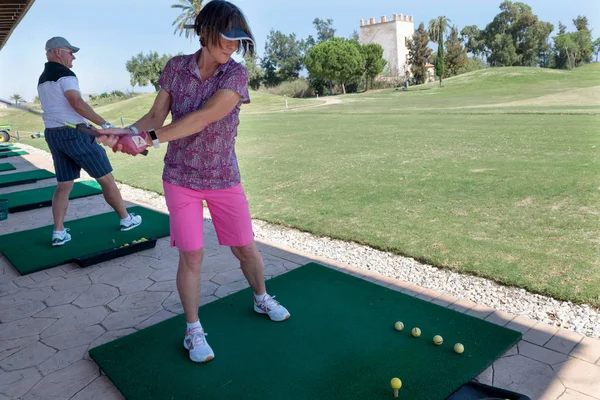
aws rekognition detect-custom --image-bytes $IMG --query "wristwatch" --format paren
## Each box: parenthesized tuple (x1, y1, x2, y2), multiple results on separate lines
(101, 122, 113, 129)
(148, 129, 160, 148)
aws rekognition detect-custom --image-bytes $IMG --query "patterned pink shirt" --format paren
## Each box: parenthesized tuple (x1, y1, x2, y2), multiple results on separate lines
(158, 49, 250, 190)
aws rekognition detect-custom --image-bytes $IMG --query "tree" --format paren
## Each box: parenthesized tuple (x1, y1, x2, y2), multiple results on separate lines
(460, 25, 485, 59)
(360, 43, 386, 90)
(313, 18, 336, 43)
(429, 16, 451, 86)
(407, 23, 433, 85)
(552, 17, 594, 69)
(553, 26, 578, 69)
(488, 33, 518, 66)
(593, 38, 600, 62)
(304, 18, 339, 94)
(261, 30, 306, 86)
(480, 1, 553, 67)
(572, 16, 593, 64)
(305, 38, 364, 94)
(244, 55, 264, 90)
(9, 94, 22, 104)
(126, 52, 172, 91)
(171, 0, 203, 40)
(444, 26, 468, 77)
(350, 30, 360, 41)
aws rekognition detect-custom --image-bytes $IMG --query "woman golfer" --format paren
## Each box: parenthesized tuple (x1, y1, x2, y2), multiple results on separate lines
(98, 0, 290, 363)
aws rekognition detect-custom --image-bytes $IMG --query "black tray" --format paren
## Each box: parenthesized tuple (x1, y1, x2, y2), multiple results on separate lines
(447, 381, 530, 400)
(73, 237, 157, 267)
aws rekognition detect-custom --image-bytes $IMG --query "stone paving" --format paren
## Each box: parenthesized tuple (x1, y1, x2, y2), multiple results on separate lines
(0, 147, 599, 400)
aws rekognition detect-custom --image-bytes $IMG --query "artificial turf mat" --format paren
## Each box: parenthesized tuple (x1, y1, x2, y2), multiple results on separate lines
(0, 163, 16, 172)
(0, 169, 55, 188)
(1, 180, 102, 213)
(89, 262, 521, 400)
(0, 205, 169, 274)
(0, 151, 27, 158)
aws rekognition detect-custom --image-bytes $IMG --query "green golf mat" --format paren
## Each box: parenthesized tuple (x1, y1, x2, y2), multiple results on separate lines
(0, 205, 170, 275)
(0, 169, 55, 188)
(0, 163, 16, 172)
(0, 151, 27, 159)
(89, 262, 521, 400)
(1, 180, 102, 213)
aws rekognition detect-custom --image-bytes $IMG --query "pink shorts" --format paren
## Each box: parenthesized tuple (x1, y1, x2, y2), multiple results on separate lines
(163, 181, 255, 251)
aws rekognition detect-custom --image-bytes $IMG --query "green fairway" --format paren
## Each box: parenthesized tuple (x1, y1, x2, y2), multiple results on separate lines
(90, 262, 521, 400)
(4, 64, 599, 305)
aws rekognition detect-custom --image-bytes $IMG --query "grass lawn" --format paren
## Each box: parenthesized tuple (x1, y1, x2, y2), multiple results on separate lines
(4, 64, 599, 306)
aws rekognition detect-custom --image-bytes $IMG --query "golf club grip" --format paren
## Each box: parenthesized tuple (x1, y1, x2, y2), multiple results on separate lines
(76, 124, 148, 156)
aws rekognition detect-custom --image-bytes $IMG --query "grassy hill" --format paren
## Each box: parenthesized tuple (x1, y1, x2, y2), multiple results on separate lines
(330, 63, 600, 114)
(3, 65, 599, 306)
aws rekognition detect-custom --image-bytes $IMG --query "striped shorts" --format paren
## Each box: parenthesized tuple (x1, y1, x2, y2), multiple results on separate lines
(44, 126, 113, 182)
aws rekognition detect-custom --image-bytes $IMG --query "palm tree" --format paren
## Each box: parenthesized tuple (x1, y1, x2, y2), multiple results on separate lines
(9, 94, 23, 104)
(171, 0, 203, 40)
(428, 16, 451, 87)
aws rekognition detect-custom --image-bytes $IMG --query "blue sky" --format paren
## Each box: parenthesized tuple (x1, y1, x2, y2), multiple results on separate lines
(0, 0, 597, 101)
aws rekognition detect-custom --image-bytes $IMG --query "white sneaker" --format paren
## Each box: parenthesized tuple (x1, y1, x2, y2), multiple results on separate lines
(120, 213, 142, 231)
(52, 229, 71, 247)
(254, 294, 291, 322)
(183, 327, 214, 363)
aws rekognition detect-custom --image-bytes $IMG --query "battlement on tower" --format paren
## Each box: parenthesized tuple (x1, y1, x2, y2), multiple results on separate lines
(358, 12, 415, 77)
(360, 14, 414, 26)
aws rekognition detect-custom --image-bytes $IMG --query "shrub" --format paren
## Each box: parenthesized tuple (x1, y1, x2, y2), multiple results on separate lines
(268, 79, 314, 98)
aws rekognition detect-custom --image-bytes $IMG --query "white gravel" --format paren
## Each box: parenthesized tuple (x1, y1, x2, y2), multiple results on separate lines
(19, 143, 600, 339)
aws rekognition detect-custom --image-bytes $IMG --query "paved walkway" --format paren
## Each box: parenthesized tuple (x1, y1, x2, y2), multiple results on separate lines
(0, 146, 598, 400)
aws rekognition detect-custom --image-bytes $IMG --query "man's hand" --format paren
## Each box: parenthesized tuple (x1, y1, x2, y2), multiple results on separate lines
(94, 127, 130, 148)
(94, 128, 149, 156)
(100, 127, 134, 135)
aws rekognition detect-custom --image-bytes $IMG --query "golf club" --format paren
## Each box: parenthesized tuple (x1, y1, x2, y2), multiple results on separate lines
(0, 98, 148, 156)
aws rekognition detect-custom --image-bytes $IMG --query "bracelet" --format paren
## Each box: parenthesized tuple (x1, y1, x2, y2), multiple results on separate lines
(127, 125, 139, 135)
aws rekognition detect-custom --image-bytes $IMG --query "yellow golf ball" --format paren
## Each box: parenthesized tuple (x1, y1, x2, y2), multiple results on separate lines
(454, 343, 465, 354)
(411, 327, 421, 337)
(390, 377, 402, 389)
(394, 321, 404, 331)
(433, 335, 443, 345)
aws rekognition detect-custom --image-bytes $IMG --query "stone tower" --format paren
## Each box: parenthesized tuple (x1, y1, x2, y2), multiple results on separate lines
(359, 14, 415, 77)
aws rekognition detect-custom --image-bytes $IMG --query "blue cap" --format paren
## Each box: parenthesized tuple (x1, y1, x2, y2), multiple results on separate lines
(221, 28, 254, 44)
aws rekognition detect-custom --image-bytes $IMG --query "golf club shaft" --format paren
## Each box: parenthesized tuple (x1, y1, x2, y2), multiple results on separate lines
(0, 98, 148, 156)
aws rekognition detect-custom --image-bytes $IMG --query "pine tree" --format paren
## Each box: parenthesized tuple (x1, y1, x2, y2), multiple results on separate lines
(407, 23, 433, 85)
(444, 27, 468, 77)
